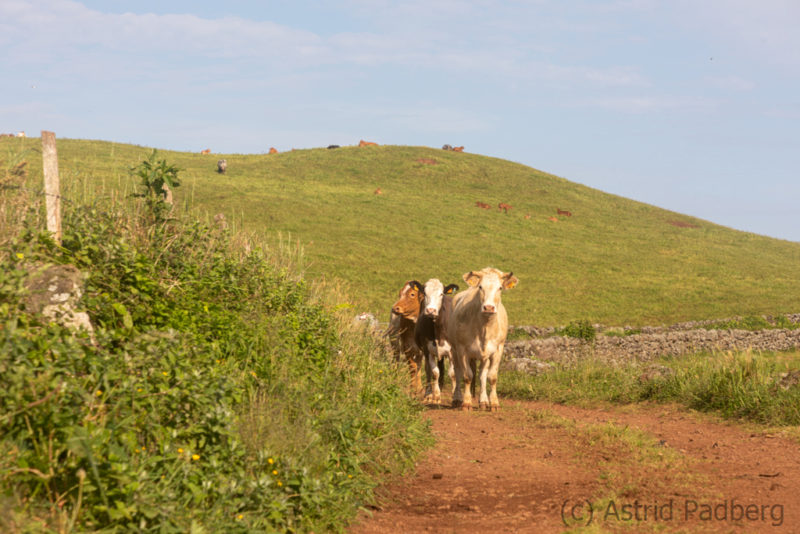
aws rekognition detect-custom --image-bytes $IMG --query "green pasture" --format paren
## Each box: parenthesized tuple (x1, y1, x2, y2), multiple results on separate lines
(4, 136, 800, 326)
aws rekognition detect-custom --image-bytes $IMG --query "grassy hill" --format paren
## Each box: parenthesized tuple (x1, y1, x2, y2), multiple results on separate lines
(5, 136, 800, 326)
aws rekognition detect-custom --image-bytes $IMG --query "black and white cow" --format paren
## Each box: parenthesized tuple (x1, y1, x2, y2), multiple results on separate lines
(414, 279, 459, 404)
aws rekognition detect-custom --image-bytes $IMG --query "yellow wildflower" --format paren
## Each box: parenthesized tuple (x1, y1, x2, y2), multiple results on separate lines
(268, 457, 274, 464)
(177, 448, 184, 454)
(95, 390, 102, 396)
(272, 470, 278, 476)
(192, 454, 200, 461)
(16, 253, 24, 260)
(277, 481, 283, 487)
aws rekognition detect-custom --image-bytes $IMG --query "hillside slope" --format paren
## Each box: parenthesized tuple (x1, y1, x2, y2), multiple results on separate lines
(5, 137, 800, 326)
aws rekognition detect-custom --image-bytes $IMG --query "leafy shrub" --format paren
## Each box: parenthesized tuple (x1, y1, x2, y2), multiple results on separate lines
(1, 194, 429, 532)
(556, 319, 596, 342)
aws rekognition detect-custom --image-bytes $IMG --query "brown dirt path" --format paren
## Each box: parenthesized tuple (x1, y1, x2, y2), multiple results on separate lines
(350, 399, 800, 533)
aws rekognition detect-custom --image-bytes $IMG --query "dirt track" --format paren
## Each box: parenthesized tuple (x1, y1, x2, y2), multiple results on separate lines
(350, 399, 800, 533)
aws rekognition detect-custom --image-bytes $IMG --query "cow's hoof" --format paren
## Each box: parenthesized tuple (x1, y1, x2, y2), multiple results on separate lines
(479, 402, 489, 411)
(461, 404, 472, 412)
(491, 405, 500, 412)
(423, 394, 433, 403)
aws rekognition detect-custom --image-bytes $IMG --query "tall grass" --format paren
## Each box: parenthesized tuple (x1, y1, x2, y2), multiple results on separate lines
(0, 147, 431, 532)
(501, 351, 800, 426)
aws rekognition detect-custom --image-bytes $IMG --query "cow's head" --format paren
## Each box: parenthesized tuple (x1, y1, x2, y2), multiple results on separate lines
(462, 267, 518, 315)
(421, 279, 459, 318)
(391, 280, 424, 319)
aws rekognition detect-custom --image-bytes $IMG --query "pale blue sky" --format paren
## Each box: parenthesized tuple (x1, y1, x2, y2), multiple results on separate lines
(2, 1, 798, 241)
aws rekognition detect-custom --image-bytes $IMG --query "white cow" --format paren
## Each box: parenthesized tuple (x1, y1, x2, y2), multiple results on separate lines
(448, 267, 518, 411)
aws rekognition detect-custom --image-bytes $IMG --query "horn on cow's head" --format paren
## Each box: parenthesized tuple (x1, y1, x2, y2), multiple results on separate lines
(502, 271, 519, 290)
(462, 271, 481, 287)
(444, 284, 459, 295)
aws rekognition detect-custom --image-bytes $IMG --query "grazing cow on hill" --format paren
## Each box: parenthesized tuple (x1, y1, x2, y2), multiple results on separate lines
(16, 131, 26, 138)
(498, 202, 512, 213)
(548, 216, 558, 222)
(442, 144, 453, 151)
(414, 279, 459, 404)
(327, 145, 340, 149)
(374, 187, 382, 195)
(452, 146, 464, 152)
(557, 208, 572, 217)
(269, 147, 278, 154)
(217, 159, 227, 174)
(200, 148, 211, 155)
(448, 267, 518, 411)
(359, 139, 378, 147)
(387, 280, 425, 393)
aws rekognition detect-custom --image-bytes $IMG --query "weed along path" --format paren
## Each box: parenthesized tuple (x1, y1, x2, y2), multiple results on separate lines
(350, 399, 800, 533)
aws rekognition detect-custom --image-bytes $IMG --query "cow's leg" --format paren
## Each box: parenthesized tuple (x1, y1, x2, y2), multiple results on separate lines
(411, 349, 424, 395)
(447, 352, 456, 395)
(425, 341, 441, 404)
(478, 358, 491, 410)
(462, 356, 474, 411)
(451, 348, 464, 408)
(488, 348, 503, 411)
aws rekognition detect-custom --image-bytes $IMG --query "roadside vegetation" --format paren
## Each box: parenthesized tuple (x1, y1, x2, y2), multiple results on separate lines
(0, 149, 430, 532)
(501, 350, 800, 427)
(4, 136, 800, 327)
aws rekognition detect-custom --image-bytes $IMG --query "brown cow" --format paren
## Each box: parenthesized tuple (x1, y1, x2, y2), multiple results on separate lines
(269, 147, 278, 154)
(374, 188, 382, 195)
(548, 216, 558, 222)
(448, 267, 518, 411)
(557, 208, 572, 217)
(498, 202, 512, 213)
(359, 139, 379, 147)
(452, 146, 464, 152)
(387, 280, 425, 393)
(414, 279, 459, 404)
(200, 148, 211, 155)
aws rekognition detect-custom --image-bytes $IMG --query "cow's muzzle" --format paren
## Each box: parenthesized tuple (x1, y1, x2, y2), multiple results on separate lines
(424, 307, 439, 317)
(482, 305, 496, 314)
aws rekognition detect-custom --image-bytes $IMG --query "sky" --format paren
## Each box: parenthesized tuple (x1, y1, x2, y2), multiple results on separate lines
(2, 0, 799, 241)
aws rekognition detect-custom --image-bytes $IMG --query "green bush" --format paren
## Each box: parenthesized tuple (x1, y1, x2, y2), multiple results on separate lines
(1, 197, 429, 532)
(556, 319, 596, 342)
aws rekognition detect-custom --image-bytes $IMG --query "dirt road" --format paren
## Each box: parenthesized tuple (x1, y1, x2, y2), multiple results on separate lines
(350, 399, 800, 533)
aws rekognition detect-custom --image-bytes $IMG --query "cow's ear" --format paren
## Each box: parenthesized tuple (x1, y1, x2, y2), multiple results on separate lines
(462, 271, 481, 287)
(502, 272, 518, 290)
(410, 280, 423, 293)
(444, 284, 459, 294)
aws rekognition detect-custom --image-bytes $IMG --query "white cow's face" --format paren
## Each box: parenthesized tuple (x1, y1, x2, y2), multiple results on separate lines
(463, 268, 518, 315)
(422, 279, 445, 318)
(477, 272, 504, 315)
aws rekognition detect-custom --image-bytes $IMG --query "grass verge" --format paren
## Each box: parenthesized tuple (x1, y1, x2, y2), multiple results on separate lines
(500, 350, 800, 427)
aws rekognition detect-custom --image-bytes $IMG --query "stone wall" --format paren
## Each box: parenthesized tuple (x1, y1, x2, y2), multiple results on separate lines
(505, 327, 800, 367)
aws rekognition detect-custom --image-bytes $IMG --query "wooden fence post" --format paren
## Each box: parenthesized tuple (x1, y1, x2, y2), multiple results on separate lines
(41, 130, 61, 245)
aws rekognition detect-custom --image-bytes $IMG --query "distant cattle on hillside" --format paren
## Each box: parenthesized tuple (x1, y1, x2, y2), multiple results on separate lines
(327, 145, 340, 149)
(200, 148, 211, 155)
(498, 203, 512, 213)
(269, 147, 278, 154)
(359, 139, 378, 147)
(557, 208, 572, 217)
(452, 146, 464, 152)
(217, 159, 227, 174)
